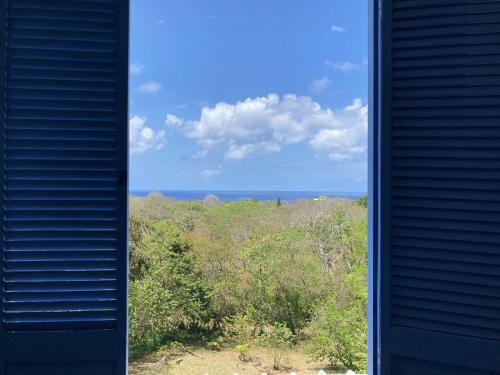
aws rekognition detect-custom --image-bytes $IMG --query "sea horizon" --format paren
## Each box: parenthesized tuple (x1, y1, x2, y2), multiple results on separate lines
(130, 190, 366, 202)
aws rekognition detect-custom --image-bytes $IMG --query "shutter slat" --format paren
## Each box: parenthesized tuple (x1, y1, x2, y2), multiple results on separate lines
(393, 266, 500, 289)
(393, 276, 500, 299)
(392, 315, 500, 341)
(393, 247, 500, 266)
(393, 256, 500, 277)
(393, 236, 500, 256)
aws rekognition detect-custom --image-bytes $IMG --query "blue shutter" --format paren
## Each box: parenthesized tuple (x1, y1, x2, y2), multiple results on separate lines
(372, 0, 500, 374)
(0, 0, 128, 374)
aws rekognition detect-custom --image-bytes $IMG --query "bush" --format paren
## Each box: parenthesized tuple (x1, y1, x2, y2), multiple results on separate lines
(306, 292, 367, 372)
(129, 278, 176, 359)
(128, 219, 212, 359)
(236, 343, 250, 361)
(356, 195, 368, 208)
(241, 231, 324, 333)
(206, 338, 223, 351)
(223, 314, 254, 343)
(257, 323, 295, 369)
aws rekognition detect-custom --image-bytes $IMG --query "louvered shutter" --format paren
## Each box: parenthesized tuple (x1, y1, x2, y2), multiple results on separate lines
(0, 1, 128, 374)
(373, 0, 500, 374)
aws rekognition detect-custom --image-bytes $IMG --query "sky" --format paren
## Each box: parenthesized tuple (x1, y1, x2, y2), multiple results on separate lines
(129, 0, 368, 192)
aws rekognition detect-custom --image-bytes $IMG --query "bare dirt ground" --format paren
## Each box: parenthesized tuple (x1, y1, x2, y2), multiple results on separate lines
(129, 346, 341, 375)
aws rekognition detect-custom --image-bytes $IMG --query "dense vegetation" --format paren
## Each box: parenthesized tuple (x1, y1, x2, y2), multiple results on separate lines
(129, 193, 368, 372)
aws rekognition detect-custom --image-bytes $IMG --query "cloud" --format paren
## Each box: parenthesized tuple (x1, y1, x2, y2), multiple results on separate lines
(331, 25, 346, 32)
(130, 63, 145, 75)
(155, 19, 165, 25)
(309, 99, 368, 161)
(165, 113, 183, 127)
(201, 167, 221, 180)
(326, 60, 367, 72)
(180, 94, 367, 161)
(309, 77, 331, 94)
(192, 149, 208, 159)
(138, 81, 162, 94)
(129, 116, 167, 155)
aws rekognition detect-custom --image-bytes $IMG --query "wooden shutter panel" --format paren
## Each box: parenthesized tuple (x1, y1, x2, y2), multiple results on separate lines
(0, 0, 128, 374)
(373, 0, 500, 374)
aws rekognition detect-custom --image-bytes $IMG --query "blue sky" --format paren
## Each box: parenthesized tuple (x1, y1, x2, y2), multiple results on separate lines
(129, 0, 368, 192)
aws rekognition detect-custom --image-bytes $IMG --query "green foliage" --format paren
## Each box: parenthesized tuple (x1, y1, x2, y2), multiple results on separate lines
(241, 230, 323, 333)
(129, 195, 368, 367)
(129, 278, 176, 359)
(305, 201, 367, 275)
(306, 291, 367, 372)
(206, 338, 223, 351)
(128, 219, 212, 360)
(223, 314, 254, 343)
(235, 343, 250, 361)
(257, 323, 295, 369)
(305, 202, 368, 372)
(356, 195, 368, 208)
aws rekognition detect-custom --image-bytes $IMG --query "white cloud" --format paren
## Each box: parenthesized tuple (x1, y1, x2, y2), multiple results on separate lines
(192, 149, 208, 159)
(155, 19, 165, 25)
(331, 25, 346, 32)
(138, 81, 162, 94)
(165, 113, 183, 127)
(309, 99, 368, 161)
(326, 60, 365, 72)
(130, 63, 145, 75)
(225, 142, 281, 160)
(309, 77, 331, 94)
(129, 116, 167, 155)
(181, 94, 367, 161)
(201, 167, 221, 180)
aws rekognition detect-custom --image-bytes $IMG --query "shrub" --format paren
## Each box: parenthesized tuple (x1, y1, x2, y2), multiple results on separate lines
(206, 339, 222, 351)
(129, 278, 176, 359)
(236, 343, 250, 361)
(356, 195, 368, 208)
(223, 314, 254, 343)
(306, 293, 367, 372)
(257, 323, 295, 370)
(241, 231, 324, 333)
(128, 219, 212, 359)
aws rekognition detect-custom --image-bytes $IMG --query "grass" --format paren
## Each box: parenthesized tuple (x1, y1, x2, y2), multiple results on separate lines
(128, 345, 340, 375)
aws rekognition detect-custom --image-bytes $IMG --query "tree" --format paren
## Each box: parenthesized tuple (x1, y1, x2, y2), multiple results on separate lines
(356, 195, 368, 208)
(257, 323, 295, 369)
(240, 230, 324, 333)
(128, 220, 212, 359)
(303, 201, 366, 274)
(306, 290, 367, 372)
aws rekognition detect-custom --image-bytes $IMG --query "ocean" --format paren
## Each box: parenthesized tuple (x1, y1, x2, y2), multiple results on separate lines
(130, 190, 365, 202)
